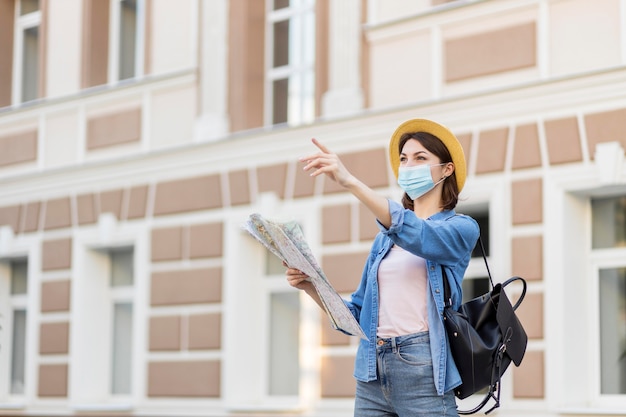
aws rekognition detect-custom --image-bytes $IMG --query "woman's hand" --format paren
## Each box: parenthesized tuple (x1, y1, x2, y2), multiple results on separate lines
(285, 266, 313, 291)
(300, 138, 356, 188)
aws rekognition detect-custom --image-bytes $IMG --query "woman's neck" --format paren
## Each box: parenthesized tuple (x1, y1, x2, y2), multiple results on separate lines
(412, 191, 444, 219)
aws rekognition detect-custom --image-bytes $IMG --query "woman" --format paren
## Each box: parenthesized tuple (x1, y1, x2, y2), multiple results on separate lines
(286, 118, 479, 417)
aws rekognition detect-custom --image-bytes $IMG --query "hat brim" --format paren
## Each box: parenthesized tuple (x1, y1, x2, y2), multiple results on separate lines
(389, 119, 467, 192)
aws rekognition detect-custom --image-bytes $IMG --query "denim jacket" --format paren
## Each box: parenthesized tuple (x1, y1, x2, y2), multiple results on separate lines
(343, 199, 479, 395)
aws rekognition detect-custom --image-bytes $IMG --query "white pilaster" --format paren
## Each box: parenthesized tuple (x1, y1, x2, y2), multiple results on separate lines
(194, 0, 230, 142)
(321, 0, 365, 118)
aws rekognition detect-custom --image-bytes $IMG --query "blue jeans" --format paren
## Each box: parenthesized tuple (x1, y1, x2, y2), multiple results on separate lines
(354, 332, 458, 417)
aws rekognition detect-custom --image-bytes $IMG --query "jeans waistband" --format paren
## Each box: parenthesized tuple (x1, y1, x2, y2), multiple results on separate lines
(375, 330, 429, 350)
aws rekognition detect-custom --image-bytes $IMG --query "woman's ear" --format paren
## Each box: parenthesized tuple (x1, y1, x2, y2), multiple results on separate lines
(444, 162, 455, 178)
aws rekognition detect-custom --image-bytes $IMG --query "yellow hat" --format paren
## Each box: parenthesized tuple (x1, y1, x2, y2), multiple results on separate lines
(389, 118, 467, 192)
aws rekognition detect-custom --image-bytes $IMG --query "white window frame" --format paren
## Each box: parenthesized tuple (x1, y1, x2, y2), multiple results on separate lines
(108, 0, 145, 85)
(0, 234, 38, 409)
(11, 0, 41, 105)
(588, 198, 626, 406)
(224, 205, 319, 412)
(70, 217, 147, 411)
(545, 164, 626, 414)
(264, 0, 316, 127)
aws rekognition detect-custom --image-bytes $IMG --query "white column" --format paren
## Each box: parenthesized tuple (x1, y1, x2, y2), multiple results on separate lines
(321, 0, 365, 118)
(194, 0, 229, 142)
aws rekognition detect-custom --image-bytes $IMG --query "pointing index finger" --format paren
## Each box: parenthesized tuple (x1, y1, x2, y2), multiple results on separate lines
(311, 138, 331, 154)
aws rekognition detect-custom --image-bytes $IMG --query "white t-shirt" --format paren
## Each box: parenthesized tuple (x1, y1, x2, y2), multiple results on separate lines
(376, 244, 429, 338)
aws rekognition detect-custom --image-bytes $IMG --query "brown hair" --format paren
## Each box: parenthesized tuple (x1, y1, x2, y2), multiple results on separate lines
(398, 132, 460, 211)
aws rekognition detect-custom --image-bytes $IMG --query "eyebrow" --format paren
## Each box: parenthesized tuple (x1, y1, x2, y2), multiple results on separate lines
(400, 150, 428, 157)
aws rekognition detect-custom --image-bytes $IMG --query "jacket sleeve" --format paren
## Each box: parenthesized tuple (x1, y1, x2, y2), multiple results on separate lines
(378, 199, 480, 267)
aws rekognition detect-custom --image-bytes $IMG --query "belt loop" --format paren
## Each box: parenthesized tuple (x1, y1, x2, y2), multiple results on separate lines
(391, 337, 398, 353)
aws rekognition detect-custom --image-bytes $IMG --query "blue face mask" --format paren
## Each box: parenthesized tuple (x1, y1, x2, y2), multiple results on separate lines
(397, 163, 445, 200)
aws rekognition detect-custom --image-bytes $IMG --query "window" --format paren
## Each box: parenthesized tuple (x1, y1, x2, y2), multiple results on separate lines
(83, 0, 144, 88)
(265, 250, 301, 397)
(111, 0, 143, 83)
(72, 244, 136, 404)
(462, 210, 490, 303)
(13, 0, 41, 104)
(9, 258, 28, 395)
(109, 247, 134, 395)
(592, 196, 626, 395)
(265, 0, 316, 126)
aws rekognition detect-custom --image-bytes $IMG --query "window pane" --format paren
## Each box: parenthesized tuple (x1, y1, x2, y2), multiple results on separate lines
(269, 292, 300, 395)
(273, 0, 290, 10)
(266, 250, 285, 276)
(599, 267, 626, 394)
(11, 258, 28, 295)
(273, 19, 290, 68)
(471, 212, 490, 257)
(461, 276, 490, 303)
(119, 0, 137, 81)
(112, 302, 133, 394)
(11, 310, 27, 394)
(22, 26, 39, 103)
(111, 248, 134, 287)
(592, 197, 626, 249)
(272, 78, 289, 125)
(20, 0, 39, 15)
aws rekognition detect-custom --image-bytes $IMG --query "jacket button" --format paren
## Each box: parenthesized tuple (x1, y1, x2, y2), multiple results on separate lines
(435, 289, 440, 293)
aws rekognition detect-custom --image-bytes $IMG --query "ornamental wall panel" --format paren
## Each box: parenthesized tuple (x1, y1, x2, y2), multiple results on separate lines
(22, 202, 41, 233)
(39, 322, 70, 354)
(42, 238, 72, 271)
(40, 280, 71, 312)
(511, 235, 543, 281)
(151, 268, 222, 306)
(100, 189, 124, 219)
(44, 198, 72, 230)
(544, 117, 583, 165)
(127, 185, 149, 219)
(516, 292, 543, 340)
(0, 0, 14, 107)
(188, 313, 221, 350)
(86, 108, 142, 150)
(151, 227, 184, 262)
(258, 164, 288, 200)
(475, 128, 509, 174)
(189, 223, 223, 259)
(322, 251, 369, 293)
(445, 23, 536, 82)
(38, 364, 68, 397)
(147, 361, 220, 397)
(0, 130, 38, 167)
(153, 175, 223, 215)
(149, 316, 182, 351)
(228, 169, 251, 206)
(511, 179, 542, 225)
(513, 350, 544, 398)
(320, 356, 356, 398)
(0, 205, 20, 232)
(322, 204, 352, 244)
(76, 194, 96, 225)
(321, 314, 351, 346)
(512, 123, 541, 170)
(584, 108, 626, 159)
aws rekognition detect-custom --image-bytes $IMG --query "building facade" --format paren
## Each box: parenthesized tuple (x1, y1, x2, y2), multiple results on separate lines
(0, 0, 625, 416)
